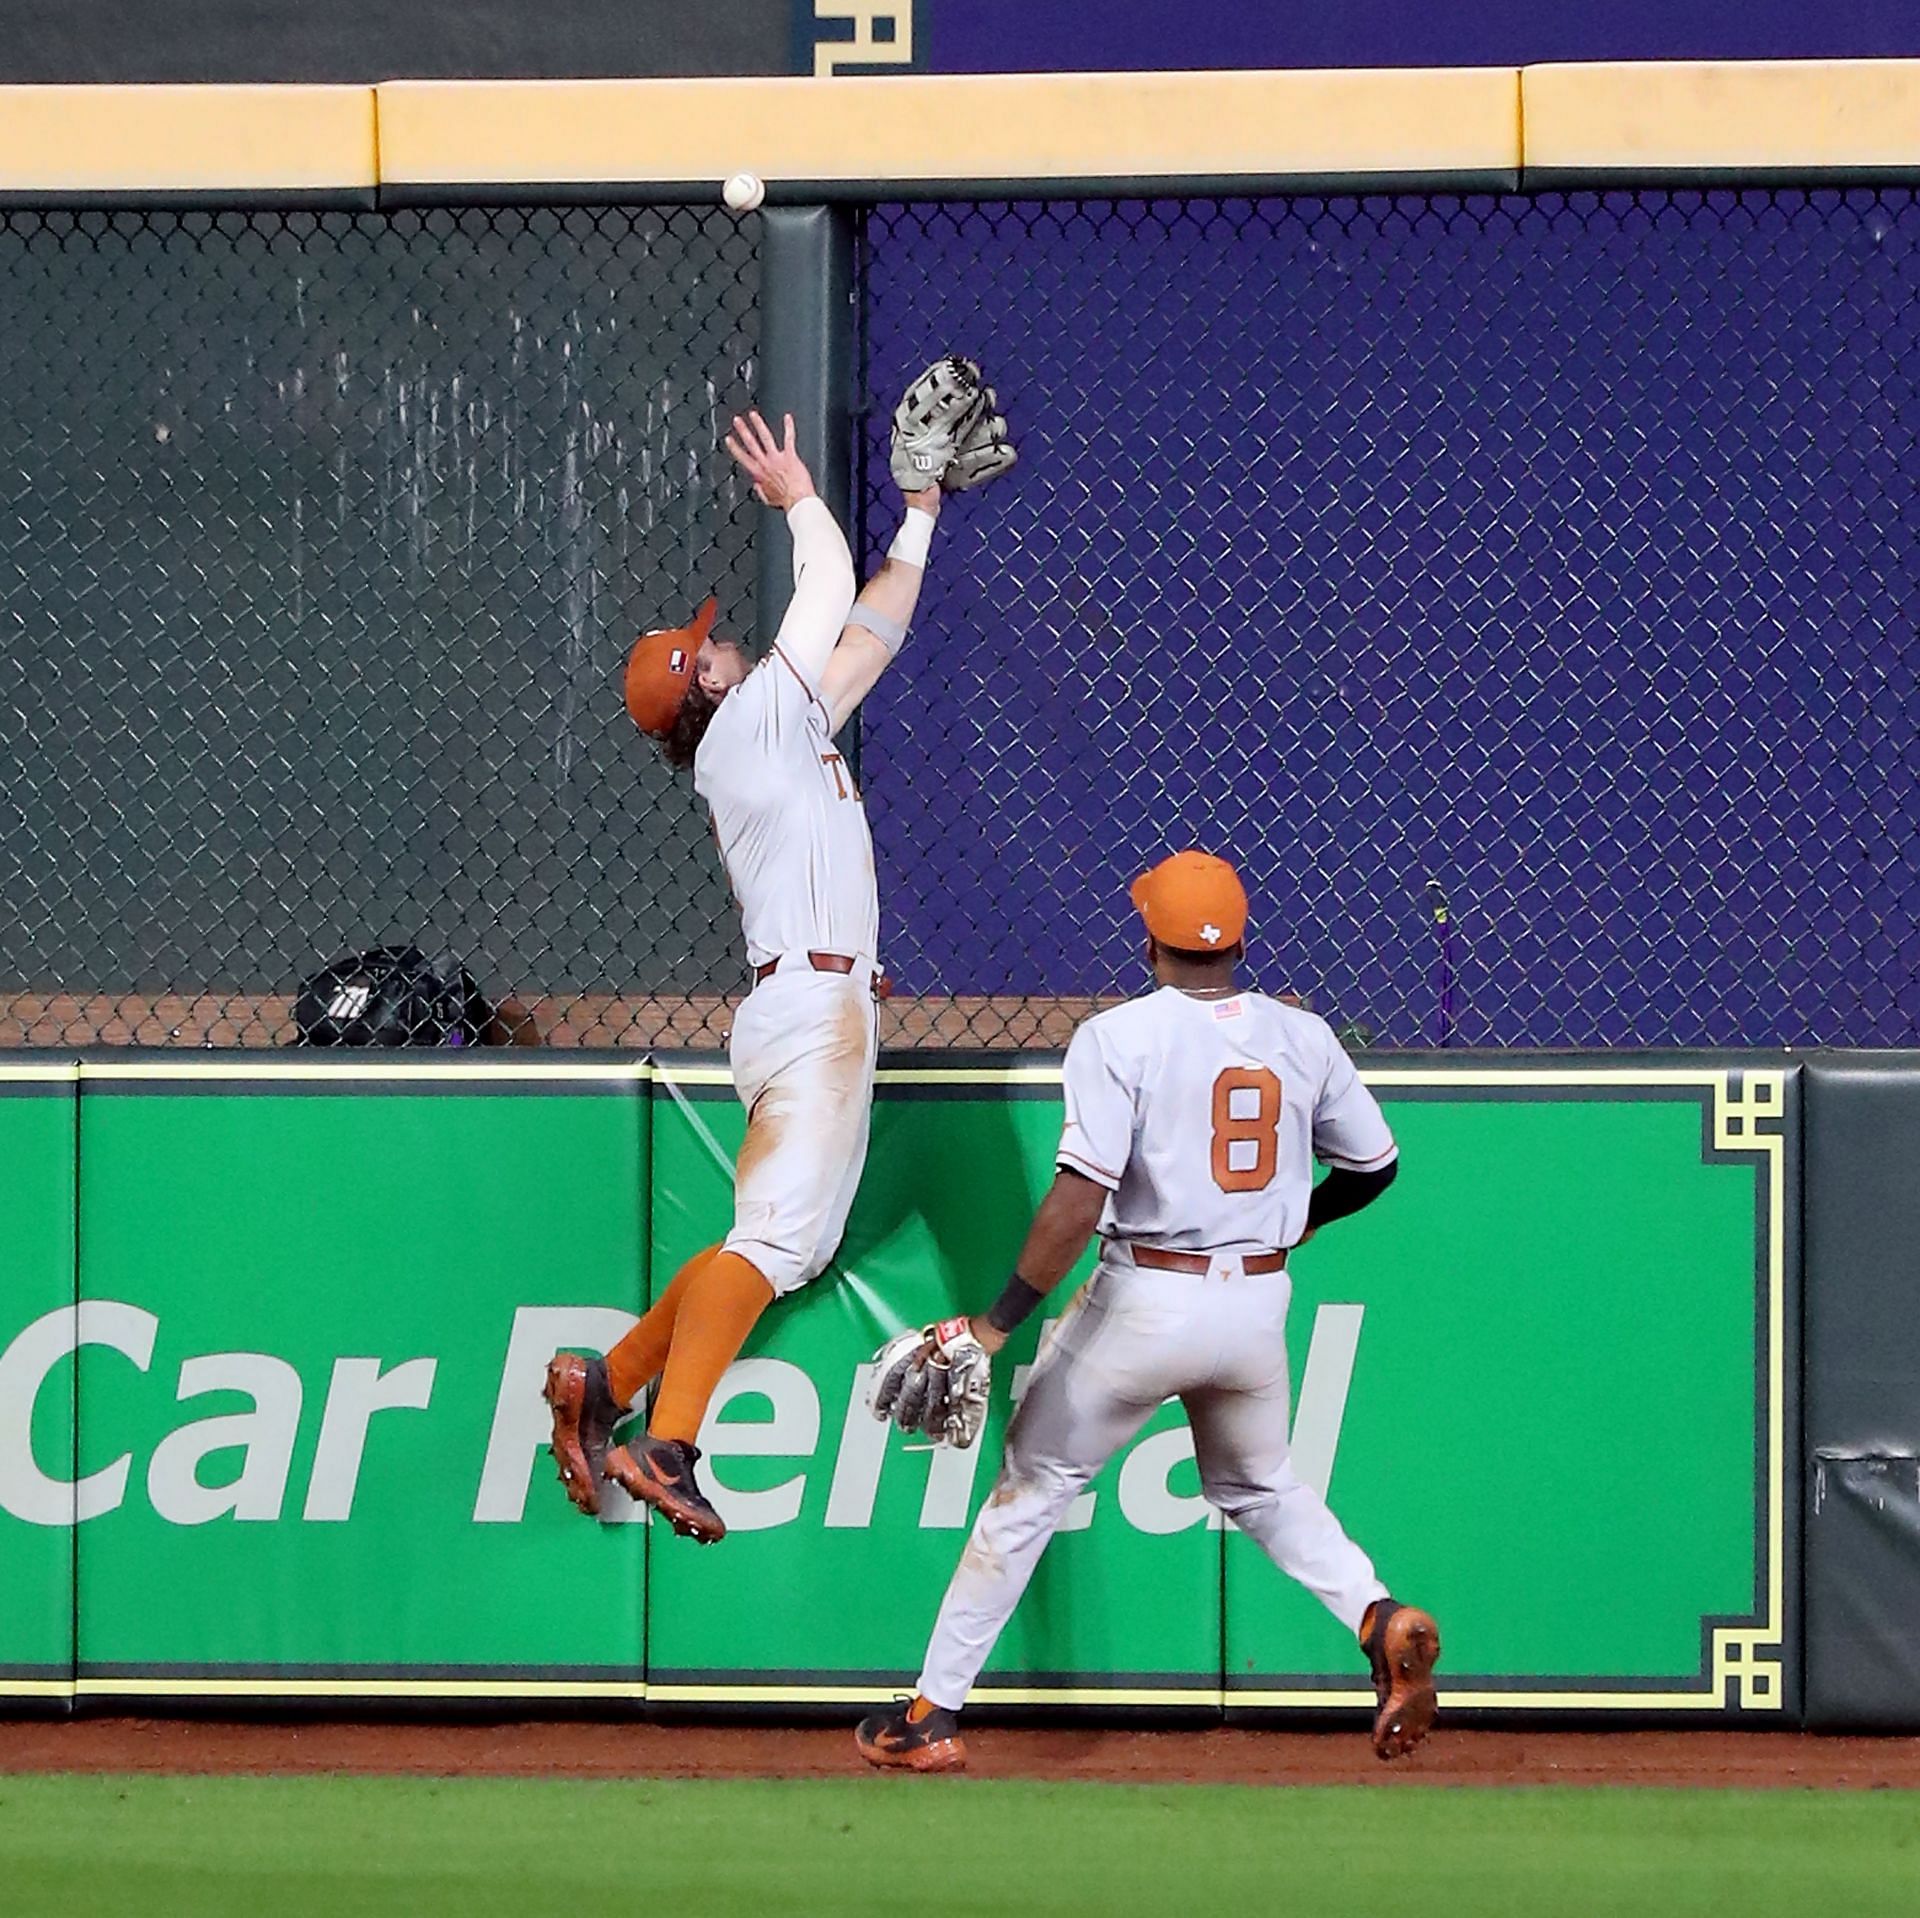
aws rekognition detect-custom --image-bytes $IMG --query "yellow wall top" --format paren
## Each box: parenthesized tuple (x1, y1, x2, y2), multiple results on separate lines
(374, 69, 1521, 189)
(0, 85, 377, 193)
(1524, 60, 1920, 172)
(3, 65, 1920, 196)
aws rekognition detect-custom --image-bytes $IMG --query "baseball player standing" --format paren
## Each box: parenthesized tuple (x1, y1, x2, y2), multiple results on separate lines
(544, 374, 1013, 1545)
(858, 850, 1439, 1769)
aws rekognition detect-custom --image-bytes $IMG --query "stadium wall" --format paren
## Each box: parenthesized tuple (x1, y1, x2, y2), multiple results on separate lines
(0, 1050, 1796, 1724)
(0, 66, 1916, 1729)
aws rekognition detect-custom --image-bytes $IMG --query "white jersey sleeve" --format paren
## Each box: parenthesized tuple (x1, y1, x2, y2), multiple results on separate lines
(1057, 1020, 1134, 1191)
(1312, 1042, 1398, 1172)
(770, 495, 857, 693)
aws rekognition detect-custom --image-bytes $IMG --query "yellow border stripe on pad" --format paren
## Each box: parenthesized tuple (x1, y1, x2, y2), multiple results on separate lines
(377, 69, 1520, 190)
(1523, 59, 1920, 174)
(0, 85, 377, 193)
(77, 1058, 645, 1084)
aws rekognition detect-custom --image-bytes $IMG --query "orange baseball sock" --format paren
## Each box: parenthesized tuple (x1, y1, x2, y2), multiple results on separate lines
(604, 1243, 721, 1410)
(648, 1250, 775, 1443)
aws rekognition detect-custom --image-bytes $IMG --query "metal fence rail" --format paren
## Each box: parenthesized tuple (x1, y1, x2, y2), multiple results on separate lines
(0, 190, 1913, 1048)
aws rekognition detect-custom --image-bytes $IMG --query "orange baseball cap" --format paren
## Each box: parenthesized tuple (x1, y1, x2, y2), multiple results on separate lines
(1130, 850, 1249, 952)
(623, 596, 717, 737)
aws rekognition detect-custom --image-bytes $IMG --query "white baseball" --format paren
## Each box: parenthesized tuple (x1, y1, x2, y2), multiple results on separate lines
(722, 172, 765, 214)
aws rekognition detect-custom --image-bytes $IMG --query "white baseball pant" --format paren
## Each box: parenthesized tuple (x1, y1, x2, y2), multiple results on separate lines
(916, 1248, 1390, 1709)
(724, 957, 880, 1296)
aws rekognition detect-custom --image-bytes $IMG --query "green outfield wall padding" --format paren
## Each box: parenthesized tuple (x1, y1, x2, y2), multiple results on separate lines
(67, 1069, 648, 1700)
(0, 1068, 79, 1710)
(0, 1053, 1798, 1719)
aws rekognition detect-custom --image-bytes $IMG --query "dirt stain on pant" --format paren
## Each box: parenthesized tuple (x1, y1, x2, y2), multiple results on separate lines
(826, 986, 874, 1091)
(733, 1091, 785, 1195)
(960, 1533, 1006, 1579)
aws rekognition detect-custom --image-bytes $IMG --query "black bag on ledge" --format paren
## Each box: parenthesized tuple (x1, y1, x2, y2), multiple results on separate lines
(293, 946, 492, 1048)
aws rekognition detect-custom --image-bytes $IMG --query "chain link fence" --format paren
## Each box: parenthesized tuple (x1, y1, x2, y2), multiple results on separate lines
(0, 204, 757, 1046)
(861, 188, 1920, 1047)
(0, 190, 1914, 1049)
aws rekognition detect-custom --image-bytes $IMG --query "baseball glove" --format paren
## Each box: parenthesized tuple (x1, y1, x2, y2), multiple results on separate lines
(889, 355, 1018, 494)
(869, 1316, 993, 1448)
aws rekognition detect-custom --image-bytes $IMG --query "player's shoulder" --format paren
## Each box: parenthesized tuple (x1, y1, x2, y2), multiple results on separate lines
(1073, 992, 1165, 1047)
(1246, 992, 1342, 1043)
(767, 644, 829, 711)
(1060, 994, 1160, 1078)
(1240, 993, 1353, 1064)
(696, 657, 782, 760)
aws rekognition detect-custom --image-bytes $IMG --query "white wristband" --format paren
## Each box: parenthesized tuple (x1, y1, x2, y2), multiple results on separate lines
(887, 507, 936, 570)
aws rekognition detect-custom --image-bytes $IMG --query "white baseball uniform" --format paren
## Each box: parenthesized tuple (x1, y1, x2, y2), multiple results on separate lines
(916, 986, 1398, 1709)
(694, 496, 879, 1296)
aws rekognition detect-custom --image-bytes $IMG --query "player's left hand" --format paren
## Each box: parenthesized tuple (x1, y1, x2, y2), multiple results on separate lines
(889, 356, 1017, 495)
(726, 410, 816, 509)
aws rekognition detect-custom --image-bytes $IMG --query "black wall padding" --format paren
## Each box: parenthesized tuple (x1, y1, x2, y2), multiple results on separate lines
(1803, 1055, 1920, 1730)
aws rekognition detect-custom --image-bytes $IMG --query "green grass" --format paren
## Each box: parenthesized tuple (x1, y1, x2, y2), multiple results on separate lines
(1, 1775, 1917, 1918)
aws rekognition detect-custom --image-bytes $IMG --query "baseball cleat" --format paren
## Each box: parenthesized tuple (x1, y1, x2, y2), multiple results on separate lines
(855, 1697, 968, 1773)
(604, 1435, 727, 1543)
(1364, 1600, 1441, 1760)
(542, 1353, 622, 1517)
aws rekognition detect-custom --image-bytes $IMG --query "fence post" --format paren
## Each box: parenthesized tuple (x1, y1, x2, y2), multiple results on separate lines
(755, 205, 858, 658)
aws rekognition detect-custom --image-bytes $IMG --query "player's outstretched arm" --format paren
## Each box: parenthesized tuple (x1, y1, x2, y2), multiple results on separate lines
(968, 1168, 1109, 1356)
(819, 486, 942, 735)
(724, 409, 856, 685)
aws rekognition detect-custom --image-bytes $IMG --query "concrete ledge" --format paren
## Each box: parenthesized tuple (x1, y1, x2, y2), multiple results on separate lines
(1523, 60, 1920, 182)
(0, 85, 377, 196)
(375, 69, 1522, 197)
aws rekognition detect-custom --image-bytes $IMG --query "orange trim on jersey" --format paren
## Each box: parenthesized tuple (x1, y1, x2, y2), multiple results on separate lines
(773, 644, 827, 711)
(1057, 1147, 1123, 1191)
(1320, 1142, 1400, 1172)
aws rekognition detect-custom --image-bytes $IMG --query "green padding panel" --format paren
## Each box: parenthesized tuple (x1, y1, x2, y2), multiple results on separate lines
(72, 1080, 647, 1694)
(0, 1077, 79, 1704)
(1227, 1084, 1786, 1716)
(646, 1073, 1223, 1701)
(28, 1057, 1788, 1716)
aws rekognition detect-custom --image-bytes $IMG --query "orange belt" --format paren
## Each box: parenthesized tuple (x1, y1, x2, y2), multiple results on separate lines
(752, 952, 894, 999)
(1125, 1243, 1288, 1276)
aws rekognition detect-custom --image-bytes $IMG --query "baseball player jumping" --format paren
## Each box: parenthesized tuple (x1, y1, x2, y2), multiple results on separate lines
(858, 850, 1439, 1768)
(543, 366, 1014, 1543)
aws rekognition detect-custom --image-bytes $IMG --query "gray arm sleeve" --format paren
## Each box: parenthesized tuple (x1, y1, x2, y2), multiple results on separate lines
(845, 602, 909, 658)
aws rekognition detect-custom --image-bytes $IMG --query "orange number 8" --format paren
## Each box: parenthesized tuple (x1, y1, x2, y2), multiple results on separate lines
(1210, 1066, 1282, 1193)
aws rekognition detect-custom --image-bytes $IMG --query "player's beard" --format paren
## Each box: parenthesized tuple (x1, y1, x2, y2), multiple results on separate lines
(661, 683, 721, 770)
